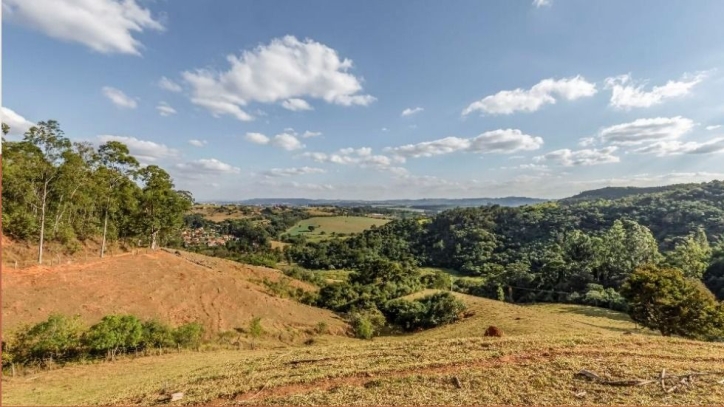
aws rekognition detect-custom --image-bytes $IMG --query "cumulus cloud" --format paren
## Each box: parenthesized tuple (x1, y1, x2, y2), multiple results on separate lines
(263, 167, 326, 177)
(3, 0, 164, 55)
(631, 138, 724, 156)
(401, 107, 424, 117)
(578, 137, 596, 147)
(302, 131, 322, 138)
(706, 125, 721, 131)
(534, 147, 620, 166)
(175, 158, 241, 176)
(257, 179, 334, 191)
(156, 102, 177, 116)
(533, 0, 552, 7)
(1, 107, 35, 135)
(281, 98, 313, 111)
(96, 135, 178, 163)
(244, 131, 305, 151)
(102, 86, 137, 109)
(188, 139, 207, 147)
(605, 72, 706, 110)
(462, 76, 596, 116)
(598, 116, 694, 145)
(158, 76, 182, 92)
(384, 129, 543, 158)
(182, 36, 375, 121)
(302, 147, 407, 175)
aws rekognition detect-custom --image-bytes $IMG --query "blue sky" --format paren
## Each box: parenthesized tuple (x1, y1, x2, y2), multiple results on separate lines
(3, 0, 724, 201)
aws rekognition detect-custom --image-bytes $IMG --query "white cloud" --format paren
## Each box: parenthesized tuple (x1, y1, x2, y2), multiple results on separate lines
(302, 131, 322, 138)
(533, 0, 552, 7)
(385, 129, 543, 158)
(381, 127, 389, 132)
(281, 98, 314, 111)
(245, 132, 270, 145)
(175, 158, 241, 176)
(462, 76, 596, 116)
(96, 135, 178, 163)
(534, 147, 620, 166)
(158, 76, 182, 92)
(156, 102, 177, 116)
(258, 179, 334, 192)
(182, 36, 375, 121)
(578, 137, 596, 147)
(598, 116, 694, 145)
(401, 107, 424, 117)
(3, 0, 164, 55)
(102, 86, 137, 109)
(605, 72, 706, 109)
(706, 125, 721, 131)
(188, 139, 207, 147)
(244, 131, 305, 151)
(631, 138, 724, 156)
(272, 132, 305, 151)
(302, 147, 407, 175)
(1, 107, 35, 135)
(263, 167, 326, 177)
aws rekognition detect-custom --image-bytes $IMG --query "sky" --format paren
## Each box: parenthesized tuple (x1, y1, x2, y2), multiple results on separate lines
(3, 0, 724, 201)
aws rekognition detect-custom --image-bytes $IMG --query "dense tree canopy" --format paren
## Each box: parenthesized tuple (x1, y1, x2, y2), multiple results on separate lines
(2, 120, 192, 261)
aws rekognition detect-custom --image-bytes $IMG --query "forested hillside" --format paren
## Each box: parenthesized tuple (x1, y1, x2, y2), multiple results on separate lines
(288, 180, 724, 305)
(1, 121, 192, 263)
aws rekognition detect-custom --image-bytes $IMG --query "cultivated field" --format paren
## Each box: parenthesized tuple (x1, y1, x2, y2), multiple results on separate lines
(3, 291, 724, 405)
(190, 205, 257, 222)
(287, 216, 391, 241)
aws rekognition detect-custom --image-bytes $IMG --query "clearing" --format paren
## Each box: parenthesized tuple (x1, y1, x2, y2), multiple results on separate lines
(286, 216, 390, 241)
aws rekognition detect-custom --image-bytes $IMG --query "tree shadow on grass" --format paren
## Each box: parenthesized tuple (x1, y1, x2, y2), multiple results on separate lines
(560, 305, 633, 323)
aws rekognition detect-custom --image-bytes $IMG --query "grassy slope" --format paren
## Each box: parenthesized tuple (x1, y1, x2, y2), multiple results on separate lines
(287, 216, 391, 241)
(4, 290, 724, 406)
(2, 250, 347, 337)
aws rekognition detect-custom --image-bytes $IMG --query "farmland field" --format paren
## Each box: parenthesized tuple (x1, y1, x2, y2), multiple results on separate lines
(286, 216, 391, 241)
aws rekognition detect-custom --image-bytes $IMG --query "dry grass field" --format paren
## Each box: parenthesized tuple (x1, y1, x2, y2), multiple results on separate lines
(3, 256, 724, 406)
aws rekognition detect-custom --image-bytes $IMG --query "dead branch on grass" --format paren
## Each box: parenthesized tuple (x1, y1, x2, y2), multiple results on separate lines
(575, 369, 724, 392)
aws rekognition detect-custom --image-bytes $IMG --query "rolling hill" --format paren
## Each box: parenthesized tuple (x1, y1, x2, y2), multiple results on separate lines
(3, 290, 724, 406)
(2, 249, 348, 339)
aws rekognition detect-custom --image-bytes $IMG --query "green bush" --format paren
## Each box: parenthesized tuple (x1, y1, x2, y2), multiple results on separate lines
(350, 308, 386, 340)
(141, 320, 175, 349)
(13, 314, 84, 364)
(173, 322, 205, 349)
(383, 292, 466, 332)
(84, 315, 143, 360)
(421, 271, 452, 290)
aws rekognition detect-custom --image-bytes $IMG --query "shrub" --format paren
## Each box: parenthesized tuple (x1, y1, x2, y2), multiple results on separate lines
(383, 299, 427, 331)
(417, 292, 467, 328)
(315, 321, 329, 335)
(350, 308, 386, 339)
(173, 322, 205, 349)
(13, 314, 84, 364)
(421, 271, 452, 290)
(84, 315, 143, 360)
(621, 265, 724, 339)
(248, 316, 264, 348)
(141, 320, 175, 349)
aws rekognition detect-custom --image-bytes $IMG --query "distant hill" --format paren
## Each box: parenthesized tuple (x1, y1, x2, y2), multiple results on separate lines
(562, 183, 704, 202)
(211, 197, 547, 209)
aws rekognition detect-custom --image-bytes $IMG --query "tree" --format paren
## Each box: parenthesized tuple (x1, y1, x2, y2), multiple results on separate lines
(96, 141, 139, 257)
(620, 265, 723, 339)
(137, 166, 192, 249)
(665, 228, 712, 279)
(14, 314, 84, 364)
(173, 322, 204, 350)
(84, 315, 143, 360)
(597, 220, 661, 286)
(22, 121, 72, 264)
(307, 225, 316, 232)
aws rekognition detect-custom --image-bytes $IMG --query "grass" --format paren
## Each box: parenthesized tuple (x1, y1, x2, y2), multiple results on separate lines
(314, 269, 354, 283)
(419, 267, 485, 283)
(5, 290, 724, 406)
(286, 216, 391, 242)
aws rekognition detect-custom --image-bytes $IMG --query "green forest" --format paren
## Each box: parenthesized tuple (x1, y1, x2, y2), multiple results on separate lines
(2, 121, 192, 262)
